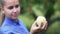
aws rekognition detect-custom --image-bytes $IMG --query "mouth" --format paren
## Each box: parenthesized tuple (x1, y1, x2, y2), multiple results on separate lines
(12, 13, 18, 17)
(13, 14, 17, 17)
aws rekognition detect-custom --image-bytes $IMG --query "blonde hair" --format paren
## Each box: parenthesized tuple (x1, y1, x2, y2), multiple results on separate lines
(0, 0, 5, 26)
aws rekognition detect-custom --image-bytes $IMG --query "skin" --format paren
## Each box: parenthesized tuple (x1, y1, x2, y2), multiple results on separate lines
(1, 0, 48, 34)
(30, 21, 48, 34)
(2, 0, 20, 20)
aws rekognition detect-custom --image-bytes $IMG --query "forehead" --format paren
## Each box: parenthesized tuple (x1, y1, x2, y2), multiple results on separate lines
(4, 0, 19, 6)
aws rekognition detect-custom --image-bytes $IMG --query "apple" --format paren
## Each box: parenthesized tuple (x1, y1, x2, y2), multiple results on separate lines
(36, 16, 46, 27)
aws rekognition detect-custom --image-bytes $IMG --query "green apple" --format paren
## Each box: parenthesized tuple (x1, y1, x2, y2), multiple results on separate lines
(36, 16, 46, 27)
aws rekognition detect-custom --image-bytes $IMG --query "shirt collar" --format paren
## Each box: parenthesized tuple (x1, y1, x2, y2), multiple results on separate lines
(4, 16, 20, 25)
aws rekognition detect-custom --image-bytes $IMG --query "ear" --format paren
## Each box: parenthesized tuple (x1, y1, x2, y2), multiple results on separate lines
(0, 7, 2, 13)
(2, 10, 4, 14)
(0, 7, 1, 11)
(0, 7, 4, 14)
(0, 7, 2, 16)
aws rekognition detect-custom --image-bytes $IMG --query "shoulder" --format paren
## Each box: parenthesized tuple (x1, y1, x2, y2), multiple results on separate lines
(18, 19, 25, 26)
(0, 30, 3, 34)
(19, 19, 30, 33)
(1, 21, 13, 32)
(1, 25, 16, 34)
(1, 25, 12, 32)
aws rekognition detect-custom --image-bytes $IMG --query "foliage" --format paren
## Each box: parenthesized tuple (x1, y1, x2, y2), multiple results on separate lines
(18, 0, 60, 34)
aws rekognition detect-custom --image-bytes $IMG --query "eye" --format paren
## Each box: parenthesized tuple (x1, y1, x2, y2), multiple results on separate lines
(8, 6, 13, 10)
(15, 5, 19, 8)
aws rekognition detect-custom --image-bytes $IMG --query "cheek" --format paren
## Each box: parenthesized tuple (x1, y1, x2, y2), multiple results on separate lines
(6, 10, 12, 14)
(4, 9, 12, 16)
(17, 7, 20, 13)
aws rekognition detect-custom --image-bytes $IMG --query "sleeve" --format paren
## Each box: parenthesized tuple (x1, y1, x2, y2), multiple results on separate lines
(1, 26, 20, 34)
(19, 20, 30, 34)
(0, 30, 3, 34)
(3, 31, 21, 34)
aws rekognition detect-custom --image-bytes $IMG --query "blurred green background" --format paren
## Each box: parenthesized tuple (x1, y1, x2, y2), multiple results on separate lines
(13, 0, 60, 34)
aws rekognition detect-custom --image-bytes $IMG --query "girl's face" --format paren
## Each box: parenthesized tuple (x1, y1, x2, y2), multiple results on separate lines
(2, 0, 20, 20)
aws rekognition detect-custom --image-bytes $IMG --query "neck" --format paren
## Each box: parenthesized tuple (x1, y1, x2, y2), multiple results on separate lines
(5, 16, 18, 22)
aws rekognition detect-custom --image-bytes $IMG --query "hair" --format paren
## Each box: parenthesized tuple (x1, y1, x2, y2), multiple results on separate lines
(0, 0, 5, 26)
(0, 0, 4, 7)
(0, 0, 20, 26)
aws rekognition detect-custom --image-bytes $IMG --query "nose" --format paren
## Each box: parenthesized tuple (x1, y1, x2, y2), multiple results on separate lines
(13, 8, 17, 12)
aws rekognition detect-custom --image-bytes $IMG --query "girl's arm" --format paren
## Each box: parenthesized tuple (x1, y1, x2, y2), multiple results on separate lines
(30, 21, 48, 34)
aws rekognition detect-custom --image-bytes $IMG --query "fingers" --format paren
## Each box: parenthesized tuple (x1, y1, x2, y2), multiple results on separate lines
(41, 21, 48, 30)
(33, 21, 42, 30)
(35, 22, 44, 31)
(31, 21, 41, 32)
(41, 22, 46, 29)
(32, 21, 36, 26)
(44, 22, 48, 30)
(31, 21, 40, 29)
(42, 21, 48, 30)
(31, 21, 48, 32)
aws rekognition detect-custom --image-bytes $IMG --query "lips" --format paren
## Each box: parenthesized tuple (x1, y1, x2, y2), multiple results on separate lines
(13, 14, 17, 17)
(12, 13, 18, 17)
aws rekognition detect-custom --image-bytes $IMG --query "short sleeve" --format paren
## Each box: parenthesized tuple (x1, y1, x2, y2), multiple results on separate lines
(19, 20, 30, 34)
(0, 30, 3, 34)
(1, 26, 18, 34)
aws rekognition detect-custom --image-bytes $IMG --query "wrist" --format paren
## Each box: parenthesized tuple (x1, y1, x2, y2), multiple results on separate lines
(30, 31, 37, 34)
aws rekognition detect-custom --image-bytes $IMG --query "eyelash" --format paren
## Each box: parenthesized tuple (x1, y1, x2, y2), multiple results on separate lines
(8, 6, 13, 10)
(8, 5, 19, 10)
(15, 5, 19, 8)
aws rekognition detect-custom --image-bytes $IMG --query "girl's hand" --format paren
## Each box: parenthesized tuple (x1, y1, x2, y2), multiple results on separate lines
(30, 21, 48, 34)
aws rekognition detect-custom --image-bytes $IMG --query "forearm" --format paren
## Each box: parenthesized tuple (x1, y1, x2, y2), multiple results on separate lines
(30, 31, 38, 34)
(30, 32, 36, 34)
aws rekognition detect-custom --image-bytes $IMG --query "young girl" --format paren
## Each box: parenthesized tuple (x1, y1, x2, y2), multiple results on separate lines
(0, 0, 48, 34)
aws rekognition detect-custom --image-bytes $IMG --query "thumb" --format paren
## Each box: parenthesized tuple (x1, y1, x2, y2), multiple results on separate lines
(41, 21, 47, 29)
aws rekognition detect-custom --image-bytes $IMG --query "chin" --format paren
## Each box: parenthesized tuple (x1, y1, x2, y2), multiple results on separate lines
(12, 17, 18, 20)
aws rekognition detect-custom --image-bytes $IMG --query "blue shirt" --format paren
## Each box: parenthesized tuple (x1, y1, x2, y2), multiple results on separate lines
(1, 17, 29, 34)
(0, 30, 3, 34)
